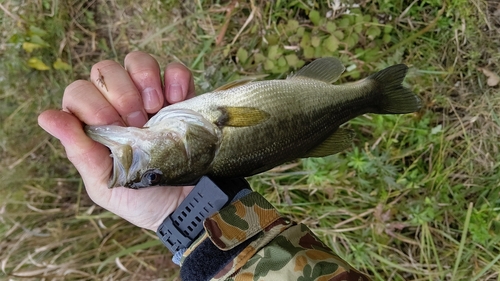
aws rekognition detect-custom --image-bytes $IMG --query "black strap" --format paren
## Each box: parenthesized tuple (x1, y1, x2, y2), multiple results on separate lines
(180, 233, 254, 281)
(156, 176, 250, 253)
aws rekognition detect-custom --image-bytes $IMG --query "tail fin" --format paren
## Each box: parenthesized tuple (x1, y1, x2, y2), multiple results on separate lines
(368, 64, 422, 114)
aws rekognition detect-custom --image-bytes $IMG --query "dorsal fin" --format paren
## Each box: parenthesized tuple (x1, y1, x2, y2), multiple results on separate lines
(287, 57, 345, 84)
(214, 75, 268, 91)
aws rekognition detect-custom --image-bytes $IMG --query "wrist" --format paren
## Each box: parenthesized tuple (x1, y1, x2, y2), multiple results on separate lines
(147, 185, 195, 232)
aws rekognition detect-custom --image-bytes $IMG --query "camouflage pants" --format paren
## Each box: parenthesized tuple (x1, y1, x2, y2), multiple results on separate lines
(178, 192, 371, 281)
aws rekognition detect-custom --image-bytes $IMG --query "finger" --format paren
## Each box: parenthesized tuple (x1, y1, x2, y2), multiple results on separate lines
(38, 110, 112, 196)
(62, 80, 125, 126)
(124, 51, 164, 114)
(90, 60, 148, 127)
(164, 62, 196, 104)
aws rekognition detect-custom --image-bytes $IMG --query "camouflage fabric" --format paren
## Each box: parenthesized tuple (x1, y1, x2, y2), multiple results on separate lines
(180, 192, 371, 281)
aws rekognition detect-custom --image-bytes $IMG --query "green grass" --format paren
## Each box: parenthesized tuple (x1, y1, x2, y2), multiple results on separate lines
(1, 0, 499, 280)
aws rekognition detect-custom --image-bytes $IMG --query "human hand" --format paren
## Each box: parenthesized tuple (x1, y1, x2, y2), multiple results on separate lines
(38, 51, 196, 231)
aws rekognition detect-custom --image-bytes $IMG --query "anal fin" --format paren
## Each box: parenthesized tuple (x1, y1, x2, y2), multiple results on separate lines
(303, 128, 354, 158)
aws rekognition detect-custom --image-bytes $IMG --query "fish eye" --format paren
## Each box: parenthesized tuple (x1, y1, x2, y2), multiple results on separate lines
(142, 169, 163, 186)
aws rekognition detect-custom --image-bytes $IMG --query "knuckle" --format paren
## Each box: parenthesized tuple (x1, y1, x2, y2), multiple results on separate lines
(63, 80, 93, 109)
(91, 60, 120, 73)
(165, 63, 192, 83)
(93, 104, 118, 124)
(114, 89, 143, 113)
(125, 51, 149, 63)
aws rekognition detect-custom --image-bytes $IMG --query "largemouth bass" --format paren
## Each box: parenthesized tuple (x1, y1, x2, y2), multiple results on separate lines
(86, 58, 421, 189)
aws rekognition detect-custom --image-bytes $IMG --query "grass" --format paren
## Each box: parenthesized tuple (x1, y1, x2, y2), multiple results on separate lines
(1, 0, 499, 280)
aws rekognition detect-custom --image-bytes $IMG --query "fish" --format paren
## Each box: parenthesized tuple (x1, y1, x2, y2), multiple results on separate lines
(85, 57, 422, 189)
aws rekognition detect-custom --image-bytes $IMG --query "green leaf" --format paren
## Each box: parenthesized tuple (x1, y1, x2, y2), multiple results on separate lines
(354, 24, 363, 34)
(303, 46, 315, 59)
(309, 10, 321, 26)
(384, 24, 393, 33)
(250, 24, 258, 34)
(53, 58, 71, 70)
(351, 8, 362, 15)
(277, 56, 287, 67)
(300, 32, 311, 48)
(311, 36, 321, 47)
(222, 45, 231, 57)
(264, 59, 275, 71)
(349, 70, 361, 79)
(314, 45, 325, 57)
(362, 47, 380, 61)
(284, 53, 299, 67)
(326, 22, 336, 33)
(29, 25, 47, 37)
(237, 47, 248, 64)
(366, 25, 382, 40)
(288, 35, 300, 44)
(28, 35, 50, 47)
(286, 20, 299, 34)
(354, 15, 364, 24)
(323, 35, 339, 52)
(345, 33, 359, 48)
(22, 42, 43, 53)
(8, 33, 21, 43)
(296, 26, 305, 37)
(27, 57, 50, 70)
(98, 38, 110, 52)
(333, 30, 344, 40)
(265, 34, 279, 45)
(267, 45, 281, 60)
(383, 33, 392, 44)
(338, 17, 350, 28)
(254, 52, 266, 63)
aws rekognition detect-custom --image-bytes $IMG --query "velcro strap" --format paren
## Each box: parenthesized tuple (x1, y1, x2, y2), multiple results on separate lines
(203, 192, 282, 250)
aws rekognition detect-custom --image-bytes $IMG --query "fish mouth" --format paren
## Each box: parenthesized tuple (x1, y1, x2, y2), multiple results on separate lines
(85, 125, 150, 188)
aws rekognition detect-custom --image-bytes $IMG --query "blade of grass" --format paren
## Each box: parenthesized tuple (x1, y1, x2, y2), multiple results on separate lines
(138, 15, 196, 49)
(452, 202, 473, 278)
(373, 4, 446, 62)
(97, 239, 162, 273)
(190, 38, 214, 70)
(470, 253, 500, 281)
(369, 251, 426, 276)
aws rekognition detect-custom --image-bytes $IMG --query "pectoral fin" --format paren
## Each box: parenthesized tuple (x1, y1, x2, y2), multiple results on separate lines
(304, 128, 354, 157)
(287, 57, 345, 84)
(216, 106, 270, 127)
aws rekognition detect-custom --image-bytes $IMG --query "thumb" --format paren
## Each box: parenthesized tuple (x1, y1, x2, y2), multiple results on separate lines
(38, 110, 112, 189)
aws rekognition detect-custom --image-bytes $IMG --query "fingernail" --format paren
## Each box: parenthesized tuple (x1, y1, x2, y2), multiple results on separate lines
(126, 111, 147, 127)
(142, 87, 160, 112)
(169, 83, 184, 103)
